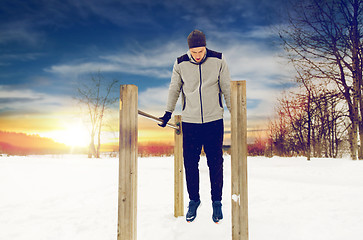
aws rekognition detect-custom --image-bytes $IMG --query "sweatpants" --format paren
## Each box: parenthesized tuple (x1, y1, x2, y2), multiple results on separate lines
(182, 119, 224, 202)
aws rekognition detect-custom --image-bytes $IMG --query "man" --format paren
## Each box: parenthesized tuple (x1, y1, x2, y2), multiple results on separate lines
(159, 30, 231, 223)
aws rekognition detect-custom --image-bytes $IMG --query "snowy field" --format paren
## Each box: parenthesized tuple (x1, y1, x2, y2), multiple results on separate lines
(0, 154, 363, 240)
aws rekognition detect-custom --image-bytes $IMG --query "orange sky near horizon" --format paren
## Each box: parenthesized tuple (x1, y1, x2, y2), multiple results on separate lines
(0, 111, 268, 149)
(0, 101, 269, 150)
(0, 111, 176, 148)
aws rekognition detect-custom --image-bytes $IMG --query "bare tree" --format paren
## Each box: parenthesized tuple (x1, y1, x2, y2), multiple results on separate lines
(75, 72, 119, 158)
(268, 84, 347, 158)
(268, 103, 292, 157)
(279, 0, 363, 159)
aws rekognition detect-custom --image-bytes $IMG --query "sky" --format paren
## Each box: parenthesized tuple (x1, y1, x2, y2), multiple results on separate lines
(0, 0, 296, 147)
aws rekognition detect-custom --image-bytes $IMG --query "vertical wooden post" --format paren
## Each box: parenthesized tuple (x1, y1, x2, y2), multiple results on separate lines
(118, 85, 138, 240)
(174, 115, 184, 217)
(231, 81, 248, 240)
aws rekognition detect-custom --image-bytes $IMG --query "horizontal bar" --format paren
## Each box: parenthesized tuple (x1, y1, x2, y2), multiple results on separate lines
(224, 129, 268, 134)
(138, 110, 267, 133)
(138, 110, 179, 130)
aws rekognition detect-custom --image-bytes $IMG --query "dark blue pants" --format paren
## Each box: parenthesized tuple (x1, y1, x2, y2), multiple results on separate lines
(182, 119, 224, 202)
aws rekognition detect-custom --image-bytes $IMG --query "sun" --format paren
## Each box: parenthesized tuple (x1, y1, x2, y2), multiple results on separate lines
(63, 123, 89, 147)
(47, 120, 90, 147)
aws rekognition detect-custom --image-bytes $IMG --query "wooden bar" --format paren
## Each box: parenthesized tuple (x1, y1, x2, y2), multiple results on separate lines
(174, 115, 184, 217)
(118, 85, 138, 240)
(231, 81, 248, 240)
(138, 110, 179, 130)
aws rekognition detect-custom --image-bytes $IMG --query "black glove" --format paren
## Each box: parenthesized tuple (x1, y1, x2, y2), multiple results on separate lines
(158, 111, 172, 127)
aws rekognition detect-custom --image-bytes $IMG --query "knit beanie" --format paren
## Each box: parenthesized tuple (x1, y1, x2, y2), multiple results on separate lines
(187, 30, 206, 49)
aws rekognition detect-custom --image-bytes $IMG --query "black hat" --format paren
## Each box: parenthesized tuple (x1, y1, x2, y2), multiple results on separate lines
(187, 30, 206, 49)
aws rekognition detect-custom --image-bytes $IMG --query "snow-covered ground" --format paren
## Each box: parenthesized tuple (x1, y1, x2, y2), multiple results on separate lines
(0, 154, 362, 240)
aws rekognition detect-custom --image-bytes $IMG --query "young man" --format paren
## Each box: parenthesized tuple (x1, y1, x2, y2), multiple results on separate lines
(159, 30, 231, 223)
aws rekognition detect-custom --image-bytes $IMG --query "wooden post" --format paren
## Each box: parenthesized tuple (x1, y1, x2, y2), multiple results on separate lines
(174, 115, 184, 217)
(231, 81, 248, 240)
(118, 85, 138, 240)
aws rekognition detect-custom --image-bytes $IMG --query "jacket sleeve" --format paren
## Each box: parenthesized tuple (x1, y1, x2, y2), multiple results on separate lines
(220, 55, 231, 112)
(166, 60, 182, 113)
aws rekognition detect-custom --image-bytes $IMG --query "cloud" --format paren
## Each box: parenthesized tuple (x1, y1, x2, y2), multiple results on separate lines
(100, 41, 184, 68)
(224, 44, 291, 82)
(45, 61, 172, 79)
(0, 97, 44, 104)
(205, 27, 294, 85)
(0, 86, 73, 117)
(0, 21, 45, 46)
(244, 26, 278, 39)
(138, 85, 171, 112)
(0, 52, 45, 67)
(0, 52, 44, 61)
(212, 38, 294, 124)
(45, 40, 186, 79)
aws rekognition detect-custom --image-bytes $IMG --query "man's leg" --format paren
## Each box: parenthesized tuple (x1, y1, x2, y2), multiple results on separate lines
(182, 122, 202, 202)
(203, 119, 224, 202)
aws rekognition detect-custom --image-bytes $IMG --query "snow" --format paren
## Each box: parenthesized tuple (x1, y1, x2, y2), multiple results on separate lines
(231, 194, 240, 204)
(1, 154, 363, 240)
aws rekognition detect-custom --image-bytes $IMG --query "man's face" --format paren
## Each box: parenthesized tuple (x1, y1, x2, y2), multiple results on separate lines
(190, 46, 206, 63)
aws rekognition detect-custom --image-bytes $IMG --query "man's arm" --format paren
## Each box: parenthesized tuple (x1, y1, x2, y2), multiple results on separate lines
(166, 60, 183, 113)
(159, 60, 182, 127)
(219, 55, 231, 112)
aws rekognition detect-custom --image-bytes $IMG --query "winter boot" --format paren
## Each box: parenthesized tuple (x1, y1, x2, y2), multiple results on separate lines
(212, 201, 223, 223)
(186, 200, 201, 222)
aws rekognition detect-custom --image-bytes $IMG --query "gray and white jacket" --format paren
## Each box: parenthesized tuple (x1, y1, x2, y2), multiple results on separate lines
(166, 48, 231, 123)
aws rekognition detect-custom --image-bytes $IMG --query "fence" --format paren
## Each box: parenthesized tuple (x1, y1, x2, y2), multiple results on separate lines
(118, 80, 248, 240)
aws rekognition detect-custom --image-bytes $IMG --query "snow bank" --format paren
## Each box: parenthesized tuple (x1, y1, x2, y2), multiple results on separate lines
(0, 155, 362, 240)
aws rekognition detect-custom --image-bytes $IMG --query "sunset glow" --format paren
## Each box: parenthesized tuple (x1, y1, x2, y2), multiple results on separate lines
(44, 120, 90, 147)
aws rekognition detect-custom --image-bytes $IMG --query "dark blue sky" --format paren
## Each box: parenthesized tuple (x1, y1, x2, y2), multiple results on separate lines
(0, 0, 295, 137)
